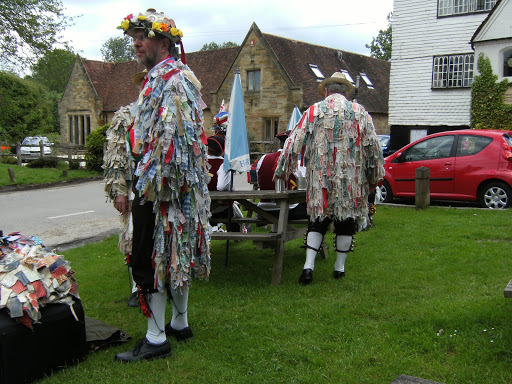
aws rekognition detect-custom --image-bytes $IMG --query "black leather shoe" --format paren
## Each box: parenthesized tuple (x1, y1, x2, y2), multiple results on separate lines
(298, 269, 313, 285)
(165, 323, 194, 342)
(115, 338, 172, 362)
(333, 271, 345, 279)
(127, 292, 139, 307)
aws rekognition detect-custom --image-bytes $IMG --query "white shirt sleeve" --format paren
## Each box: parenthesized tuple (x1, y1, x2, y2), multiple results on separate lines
(217, 165, 231, 191)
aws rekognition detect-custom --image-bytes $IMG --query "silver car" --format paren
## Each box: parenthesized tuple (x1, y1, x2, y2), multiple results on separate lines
(20, 136, 52, 158)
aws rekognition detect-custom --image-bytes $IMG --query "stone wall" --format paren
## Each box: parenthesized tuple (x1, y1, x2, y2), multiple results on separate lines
(371, 113, 390, 135)
(209, 31, 303, 142)
(58, 59, 103, 145)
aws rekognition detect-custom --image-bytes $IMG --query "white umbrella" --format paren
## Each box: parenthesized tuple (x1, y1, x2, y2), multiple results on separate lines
(223, 70, 250, 174)
(287, 105, 303, 132)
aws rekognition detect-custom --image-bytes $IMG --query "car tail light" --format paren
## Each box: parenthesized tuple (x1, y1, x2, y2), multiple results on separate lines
(501, 138, 512, 161)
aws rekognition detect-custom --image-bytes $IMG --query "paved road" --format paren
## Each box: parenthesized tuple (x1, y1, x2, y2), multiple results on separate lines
(0, 180, 120, 251)
(0, 173, 253, 251)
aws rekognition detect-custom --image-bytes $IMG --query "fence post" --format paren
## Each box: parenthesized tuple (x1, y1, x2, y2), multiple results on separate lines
(16, 143, 21, 166)
(8, 167, 16, 182)
(415, 166, 430, 209)
(39, 140, 44, 159)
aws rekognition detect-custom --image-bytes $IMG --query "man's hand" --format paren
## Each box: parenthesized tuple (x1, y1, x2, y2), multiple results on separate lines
(114, 195, 129, 214)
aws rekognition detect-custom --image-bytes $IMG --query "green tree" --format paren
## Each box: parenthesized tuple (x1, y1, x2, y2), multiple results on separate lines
(471, 53, 512, 130)
(0, 0, 75, 72)
(85, 124, 108, 172)
(27, 49, 76, 133)
(0, 72, 55, 143)
(101, 36, 136, 63)
(366, 12, 392, 61)
(28, 49, 76, 94)
(200, 41, 239, 51)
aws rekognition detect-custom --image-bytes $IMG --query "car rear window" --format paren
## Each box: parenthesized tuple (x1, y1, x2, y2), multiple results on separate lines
(456, 135, 492, 157)
(22, 137, 49, 145)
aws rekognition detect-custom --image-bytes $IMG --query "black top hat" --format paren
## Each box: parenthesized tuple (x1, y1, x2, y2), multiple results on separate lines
(207, 135, 225, 153)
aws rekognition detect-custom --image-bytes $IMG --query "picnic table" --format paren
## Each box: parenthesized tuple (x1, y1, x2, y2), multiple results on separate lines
(209, 189, 309, 285)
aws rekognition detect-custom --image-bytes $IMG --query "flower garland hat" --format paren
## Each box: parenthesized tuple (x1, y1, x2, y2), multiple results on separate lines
(318, 72, 355, 97)
(119, 8, 183, 44)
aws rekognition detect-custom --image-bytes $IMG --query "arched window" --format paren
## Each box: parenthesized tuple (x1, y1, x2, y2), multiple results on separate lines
(503, 49, 512, 77)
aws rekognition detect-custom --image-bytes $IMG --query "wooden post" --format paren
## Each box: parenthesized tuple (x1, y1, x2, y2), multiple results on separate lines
(62, 170, 68, 177)
(16, 143, 21, 166)
(415, 166, 430, 209)
(8, 167, 16, 182)
(39, 140, 44, 159)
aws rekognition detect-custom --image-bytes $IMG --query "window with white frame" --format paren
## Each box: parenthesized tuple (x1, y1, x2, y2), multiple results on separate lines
(309, 64, 325, 81)
(432, 54, 474, 88)
(339, 69, 355, 84)
(359, 72, 374, 89)
(438, 0, 496, 16)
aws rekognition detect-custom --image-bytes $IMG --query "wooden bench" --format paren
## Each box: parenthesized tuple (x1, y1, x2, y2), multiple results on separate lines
(505, 279, 512, 298)
(210, 232, 281, 241)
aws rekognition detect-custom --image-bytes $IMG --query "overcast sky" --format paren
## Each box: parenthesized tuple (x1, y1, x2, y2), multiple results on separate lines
(61, 0, 394, 61)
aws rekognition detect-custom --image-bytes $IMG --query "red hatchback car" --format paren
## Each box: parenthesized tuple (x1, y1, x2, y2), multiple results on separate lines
(380, 129, 512, 209)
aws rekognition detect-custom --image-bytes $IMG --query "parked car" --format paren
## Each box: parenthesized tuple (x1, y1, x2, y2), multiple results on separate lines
(378, 134, 391, 157)
(20, 136, 52, 159)
(378, 129, 512, 209)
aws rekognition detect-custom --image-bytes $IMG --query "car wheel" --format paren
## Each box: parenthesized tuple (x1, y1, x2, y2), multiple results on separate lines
(479, 181, 512, 209)
(378, 180, 393, 203)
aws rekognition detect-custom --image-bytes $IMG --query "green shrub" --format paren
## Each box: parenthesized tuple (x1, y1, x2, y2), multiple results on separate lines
(68, 160, 80, 170)
(85, 124, 108, 172)
(1, 156, 17, 165)
(471, 53, 512, 130)
(26, 158, 59, 168)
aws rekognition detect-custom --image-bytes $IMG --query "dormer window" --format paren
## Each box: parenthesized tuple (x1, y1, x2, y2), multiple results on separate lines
(360, 72, 374, 89)
(339, 69, 355, 84)
(309, 64, 325, 81)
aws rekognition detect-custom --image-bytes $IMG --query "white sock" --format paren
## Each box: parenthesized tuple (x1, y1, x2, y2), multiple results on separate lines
(171, 285, 189, 331)
(130, 267, 137, 293)
(145, 291, 167, 345)
(304, 231, 323, 270)
(334, 235, 352, 272)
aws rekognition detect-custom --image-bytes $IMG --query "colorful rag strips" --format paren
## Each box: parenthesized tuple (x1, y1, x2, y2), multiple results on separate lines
(274, 93, 385, 228)
(129, 57, 211, 291)
(103, 104, 135, 256)
(0, 233, 79, 327)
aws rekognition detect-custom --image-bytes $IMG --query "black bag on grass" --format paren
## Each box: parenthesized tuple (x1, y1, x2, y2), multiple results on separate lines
(0, 300, 87, 384)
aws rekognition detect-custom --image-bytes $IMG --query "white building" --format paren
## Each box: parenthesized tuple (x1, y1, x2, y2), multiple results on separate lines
(471, 0, 512, 81)
(389, 0, 504, 150)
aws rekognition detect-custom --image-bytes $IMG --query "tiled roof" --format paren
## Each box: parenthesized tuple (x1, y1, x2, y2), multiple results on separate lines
(81, 47, 238, 113)
(186, 47, 239, 107)
(81, 60, 144, 112)
(261, 32, 390, 114)
(80, 26, 389, 115)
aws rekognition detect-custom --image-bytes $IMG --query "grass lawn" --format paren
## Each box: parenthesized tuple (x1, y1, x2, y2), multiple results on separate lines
(36, 205, 512, 384)
(0, 163, 99, 186)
